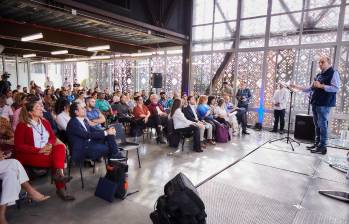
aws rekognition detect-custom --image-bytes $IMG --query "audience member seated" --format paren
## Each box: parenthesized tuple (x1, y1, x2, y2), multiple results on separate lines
(66, 102, 125, 165)
(125, 92, 135, 111)
(95, 92, 112, 114)
(5, 90, 13, 107)
(66, 89, 75, 103)
(11, 91, 24, 111)
(0, 96, 13, 123)
(170, 99, 203, 152)
(12, 94, 33, 130)
(214, 98, 239, 136)
(147, 94, 168, 144)
(223, 95, 249, 135)
(0, 117, 14, 147)
(74, 91, 86, 108)
(85, 97, 106, 130)
(56, 99, 70, 132)
(197, 95, 220, 137)
(0, 156, 50, 224)
(181, 93, 188, 108)
(14, 97, 74, 201)
(183, 96, 215, 147)
(159, 92, 169, 111)
(114, 94, 133, 123)
(55, 99, 71, 143)
(166, 92, 179, 109)
(144, 92, 154, 106)
(132, 96, 151, 137)
(207, 96, 217, 113)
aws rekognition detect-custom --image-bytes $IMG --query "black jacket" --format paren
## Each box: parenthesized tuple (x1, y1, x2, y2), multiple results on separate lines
(182, 105, 199, 122)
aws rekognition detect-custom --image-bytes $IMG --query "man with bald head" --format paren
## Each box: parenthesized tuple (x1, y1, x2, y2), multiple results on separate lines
(291, 56, 341, 155)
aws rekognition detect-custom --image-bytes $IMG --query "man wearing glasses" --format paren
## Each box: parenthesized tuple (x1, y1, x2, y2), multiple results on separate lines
(291, 56, 341, 155)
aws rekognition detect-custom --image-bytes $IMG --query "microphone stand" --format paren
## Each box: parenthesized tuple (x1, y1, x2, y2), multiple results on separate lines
(269, 85, 300, 151)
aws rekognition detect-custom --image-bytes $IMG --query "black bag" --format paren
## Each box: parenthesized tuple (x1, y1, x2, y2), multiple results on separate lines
(105, 161, 129, 199)
(150, 196, 172, 224)
(150, 173, 207, 224)
(95, 177, 118, 202)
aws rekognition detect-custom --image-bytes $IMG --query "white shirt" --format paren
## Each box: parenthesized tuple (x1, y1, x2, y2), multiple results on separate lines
(272, 87, 288, 110)
(0, 105, 13, 121)
(56, 111, 70, 131)
(6, 97, 13, 106)
(30, 120, 49, 148)
(171, 108, 196, 129)
(189, 104, 198, 120)
(77, 117, 88, 131)
(214, 106, 228, 120)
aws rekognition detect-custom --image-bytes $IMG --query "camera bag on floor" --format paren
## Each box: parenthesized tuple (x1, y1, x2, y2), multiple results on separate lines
(150, 172, 207, 224)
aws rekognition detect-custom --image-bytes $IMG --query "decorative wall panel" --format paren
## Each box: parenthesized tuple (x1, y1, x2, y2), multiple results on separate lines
(237, 51, 264, 108)
(165, 55, 182, 95)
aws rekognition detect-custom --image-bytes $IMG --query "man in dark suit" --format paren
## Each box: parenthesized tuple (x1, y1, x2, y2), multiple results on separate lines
(66, 102, 125, 163)
(183, 96, 215, 146)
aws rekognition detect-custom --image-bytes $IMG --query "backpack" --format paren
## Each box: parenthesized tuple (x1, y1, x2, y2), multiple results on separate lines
(215, 124, 230, 143)
(105, 161, 129, 199)
(150, 173, 207, 224)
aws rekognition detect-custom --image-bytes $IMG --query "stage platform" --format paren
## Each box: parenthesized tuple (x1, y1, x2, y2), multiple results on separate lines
(7, 130, 349, 224)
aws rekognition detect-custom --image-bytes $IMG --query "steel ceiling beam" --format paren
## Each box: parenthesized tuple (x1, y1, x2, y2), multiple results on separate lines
(279, 0, 301, 28)
(49, 0, 188, 43)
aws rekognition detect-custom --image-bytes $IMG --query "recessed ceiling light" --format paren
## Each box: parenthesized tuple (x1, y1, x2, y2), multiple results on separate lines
(90, 55, 111, 60)
(21, 33, 43, 42)
(23, 53, 36, 58)
(87, 45, 110, 51)
(64, 58, 78, 62)
(51, 50, 68, 55)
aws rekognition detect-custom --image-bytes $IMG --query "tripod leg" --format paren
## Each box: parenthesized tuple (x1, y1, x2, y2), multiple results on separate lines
(289, 141, 295, 151)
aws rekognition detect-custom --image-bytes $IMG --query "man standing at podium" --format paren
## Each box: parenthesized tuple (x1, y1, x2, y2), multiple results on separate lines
(291, 56, 341, 155)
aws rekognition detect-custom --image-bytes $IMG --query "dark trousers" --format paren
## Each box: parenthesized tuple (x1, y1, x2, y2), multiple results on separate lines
(236, 107, 247, 132)
(273, 109, 285, 131)
(175, 125, 201, 151)
(148, 115, 168, 135)
(86, 135, 121, 160)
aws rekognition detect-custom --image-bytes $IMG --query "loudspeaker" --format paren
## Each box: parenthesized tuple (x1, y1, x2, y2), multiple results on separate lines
(152, 73, 162, 88)
(294, 114, 315, 141)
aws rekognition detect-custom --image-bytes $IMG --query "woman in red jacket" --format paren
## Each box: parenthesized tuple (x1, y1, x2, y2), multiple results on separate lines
(14, 97, 74, 201)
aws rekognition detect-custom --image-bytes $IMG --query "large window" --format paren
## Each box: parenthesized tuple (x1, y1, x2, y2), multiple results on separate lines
(191, 0, 349, 135)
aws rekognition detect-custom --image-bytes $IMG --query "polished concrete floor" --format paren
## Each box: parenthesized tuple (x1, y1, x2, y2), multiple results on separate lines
(7, 130, 349, 224)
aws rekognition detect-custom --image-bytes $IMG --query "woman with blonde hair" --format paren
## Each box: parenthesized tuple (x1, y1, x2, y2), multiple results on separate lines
(14, 96, 74, 201)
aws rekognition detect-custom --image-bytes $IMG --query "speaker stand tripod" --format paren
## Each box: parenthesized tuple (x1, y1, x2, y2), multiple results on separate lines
(269, 87, 300, 151)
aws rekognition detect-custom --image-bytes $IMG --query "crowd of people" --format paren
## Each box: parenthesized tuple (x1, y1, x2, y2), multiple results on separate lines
(0, 72, 255, 223)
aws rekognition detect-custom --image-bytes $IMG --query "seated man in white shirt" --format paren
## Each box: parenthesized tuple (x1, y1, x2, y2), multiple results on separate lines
(0, 96, 13, 123)
(270, 83, 289, 134)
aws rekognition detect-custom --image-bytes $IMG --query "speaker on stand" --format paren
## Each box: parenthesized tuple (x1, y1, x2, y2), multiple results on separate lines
(151, 73, 162, 94)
